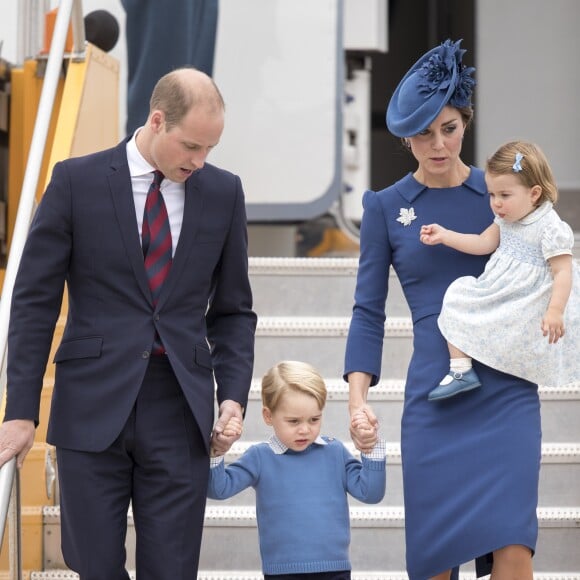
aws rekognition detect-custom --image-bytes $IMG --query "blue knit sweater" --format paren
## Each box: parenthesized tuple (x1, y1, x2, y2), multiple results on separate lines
(208, 436, 386, 574)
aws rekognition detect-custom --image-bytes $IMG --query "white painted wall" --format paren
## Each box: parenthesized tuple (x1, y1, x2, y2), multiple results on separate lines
(476, 0, 580, 189)
(0, 2, 19, 63)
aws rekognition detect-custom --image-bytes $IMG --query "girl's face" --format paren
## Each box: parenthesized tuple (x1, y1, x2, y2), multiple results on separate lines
(407, 106, 466, 182)
(262, 389, 323, 452)
(485, 173, 542, 222)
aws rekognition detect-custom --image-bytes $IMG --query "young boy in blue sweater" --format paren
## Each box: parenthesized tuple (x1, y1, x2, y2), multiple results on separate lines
(208, 360, 386, 580)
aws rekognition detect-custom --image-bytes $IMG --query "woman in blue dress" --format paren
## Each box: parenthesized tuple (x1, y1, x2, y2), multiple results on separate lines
(344, 40, 540, 579)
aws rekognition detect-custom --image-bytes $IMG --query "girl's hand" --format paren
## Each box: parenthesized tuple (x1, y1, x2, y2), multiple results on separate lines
(349, 406, 378, 453)
(420, 223, 446, 245)
(542, 307, 565, 344)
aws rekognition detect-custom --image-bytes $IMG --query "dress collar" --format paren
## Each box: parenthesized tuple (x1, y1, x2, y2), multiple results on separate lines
(395, 166, 486, 203)
(517, 201, 553, 225)
(268, 434, 327, 454)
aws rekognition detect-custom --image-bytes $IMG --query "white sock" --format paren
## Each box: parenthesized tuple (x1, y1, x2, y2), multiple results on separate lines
(439, 358, 472, 385)
(450, 357, 472, 374)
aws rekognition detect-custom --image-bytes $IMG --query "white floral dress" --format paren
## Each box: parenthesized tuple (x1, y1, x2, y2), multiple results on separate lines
(438, 201, 580, 387)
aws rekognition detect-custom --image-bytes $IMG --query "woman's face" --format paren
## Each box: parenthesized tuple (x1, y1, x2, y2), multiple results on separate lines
(407, 106, 466, 180)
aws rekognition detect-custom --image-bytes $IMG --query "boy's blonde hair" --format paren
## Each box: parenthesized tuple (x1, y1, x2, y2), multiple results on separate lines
(486, 140, 558, 205)
(261, 361, 327, 412)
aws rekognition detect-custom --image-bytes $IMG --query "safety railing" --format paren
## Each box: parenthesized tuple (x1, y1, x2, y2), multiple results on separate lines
(0, 1, 86, 577)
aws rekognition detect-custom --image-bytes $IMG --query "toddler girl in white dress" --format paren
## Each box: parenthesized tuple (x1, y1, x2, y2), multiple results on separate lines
(420, 140, 580, 400)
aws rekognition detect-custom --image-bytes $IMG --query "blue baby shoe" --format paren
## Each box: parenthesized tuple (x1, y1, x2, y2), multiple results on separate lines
(428, 369, 481, 401)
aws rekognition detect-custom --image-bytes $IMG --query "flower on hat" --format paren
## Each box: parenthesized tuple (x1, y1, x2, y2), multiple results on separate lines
(451, 65, 476, 107)
(386, 38, 476, 137)
(417, 39, 475, 108)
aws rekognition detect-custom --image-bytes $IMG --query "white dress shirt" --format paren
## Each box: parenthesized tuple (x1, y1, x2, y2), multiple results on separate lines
(126, 129, 185, 257)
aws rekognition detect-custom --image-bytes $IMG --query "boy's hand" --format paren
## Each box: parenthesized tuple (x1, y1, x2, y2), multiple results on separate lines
(350, 409, 378, 453)
(211, 401, 244, 457)
(221, 416, 243, 438)
(211, 415, 243, 457)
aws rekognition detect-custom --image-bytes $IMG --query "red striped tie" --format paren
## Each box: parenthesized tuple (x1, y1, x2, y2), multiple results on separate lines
(142, 170, 172, 354)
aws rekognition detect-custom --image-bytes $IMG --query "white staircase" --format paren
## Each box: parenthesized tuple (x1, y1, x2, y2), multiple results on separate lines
(34, 254, 580, 579)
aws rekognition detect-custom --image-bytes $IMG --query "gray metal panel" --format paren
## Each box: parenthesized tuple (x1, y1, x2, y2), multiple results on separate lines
(211, 0, 344, 222)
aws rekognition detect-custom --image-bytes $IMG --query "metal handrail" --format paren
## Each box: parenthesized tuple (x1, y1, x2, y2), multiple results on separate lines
(0, 458, 15, 547)
(8, 468, 22, 580)
(0, 1, 85, 577)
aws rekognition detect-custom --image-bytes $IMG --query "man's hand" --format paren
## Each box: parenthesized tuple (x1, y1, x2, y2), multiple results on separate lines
(0, 420, 35, 469)
(210, 400, 243, 457)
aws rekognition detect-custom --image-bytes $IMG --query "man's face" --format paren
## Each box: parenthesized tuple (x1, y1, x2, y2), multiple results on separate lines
(148, 106, 224, 182)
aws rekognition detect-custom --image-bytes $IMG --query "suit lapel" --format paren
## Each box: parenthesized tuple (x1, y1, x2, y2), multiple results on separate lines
(107, 142, 152, 304)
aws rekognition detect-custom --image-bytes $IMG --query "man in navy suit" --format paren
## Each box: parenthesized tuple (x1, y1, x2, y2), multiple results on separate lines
(0, 67, 257, 579)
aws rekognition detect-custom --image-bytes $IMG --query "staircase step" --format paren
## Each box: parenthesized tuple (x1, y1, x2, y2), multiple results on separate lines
(244, 377, 402, 440)
(254, 317, 413, 379)
(206, 441, 580, 508)
(249, 257, 409, 317)
(536, 383, 580, 442)
(0, 507, 44, 572)
(41, 505, 580, 572)
(244, 380, 580, 444)
(28, 254, 580, 578)
(43, 381, 580, 507)
(26, 573, 580, 580)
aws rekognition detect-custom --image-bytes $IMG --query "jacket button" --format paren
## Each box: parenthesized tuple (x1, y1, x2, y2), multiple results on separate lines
(142, 351, 150, 359)
(154, 315, 160, 321)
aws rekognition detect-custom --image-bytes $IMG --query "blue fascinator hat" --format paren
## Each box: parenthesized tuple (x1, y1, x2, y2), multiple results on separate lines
(386, 39, 476, 137)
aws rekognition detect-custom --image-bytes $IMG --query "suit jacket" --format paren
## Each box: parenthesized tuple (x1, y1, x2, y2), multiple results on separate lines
(5, 138, 257, 453)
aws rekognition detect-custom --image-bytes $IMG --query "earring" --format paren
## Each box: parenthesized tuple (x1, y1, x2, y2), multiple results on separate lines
(404, 139, 411, 149)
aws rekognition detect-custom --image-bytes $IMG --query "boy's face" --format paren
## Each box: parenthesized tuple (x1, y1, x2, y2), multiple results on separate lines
(262, 390, 323, 452)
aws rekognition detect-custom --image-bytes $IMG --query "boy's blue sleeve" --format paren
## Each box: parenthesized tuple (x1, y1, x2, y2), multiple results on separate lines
(207, 445, 260, 499)
(344, 440, 386, 504)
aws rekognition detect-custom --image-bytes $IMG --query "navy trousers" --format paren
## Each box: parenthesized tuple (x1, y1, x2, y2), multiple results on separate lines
(57, 356, 209, 580)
